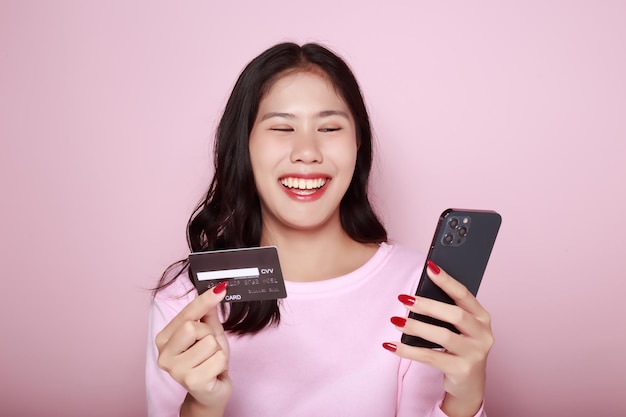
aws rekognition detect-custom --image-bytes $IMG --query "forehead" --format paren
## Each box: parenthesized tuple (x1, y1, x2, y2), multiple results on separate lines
(260, 70, 347, 108)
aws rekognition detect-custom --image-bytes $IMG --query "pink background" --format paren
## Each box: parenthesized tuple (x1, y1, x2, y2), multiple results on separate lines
(1, 1, 625, 416)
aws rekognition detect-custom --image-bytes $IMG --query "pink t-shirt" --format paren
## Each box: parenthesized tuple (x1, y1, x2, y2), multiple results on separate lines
(146, 243, 486, 417)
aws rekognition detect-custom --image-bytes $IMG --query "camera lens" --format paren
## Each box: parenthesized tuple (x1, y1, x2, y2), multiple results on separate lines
(458, 227, 468, 237)
(443, 234, 454, 245)
(449, 218, 459, 228)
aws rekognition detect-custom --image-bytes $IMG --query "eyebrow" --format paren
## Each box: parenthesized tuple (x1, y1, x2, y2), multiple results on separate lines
(260, 110, 350, 121)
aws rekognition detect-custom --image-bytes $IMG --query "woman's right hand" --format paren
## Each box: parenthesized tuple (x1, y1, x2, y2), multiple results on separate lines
(155, 282, 232, 416)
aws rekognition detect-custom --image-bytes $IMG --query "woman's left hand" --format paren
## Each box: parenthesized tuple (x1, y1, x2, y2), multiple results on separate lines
(385, 260, 494, 417)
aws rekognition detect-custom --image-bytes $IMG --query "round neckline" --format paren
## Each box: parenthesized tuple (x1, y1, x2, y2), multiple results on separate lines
(283, 242, 393, 296)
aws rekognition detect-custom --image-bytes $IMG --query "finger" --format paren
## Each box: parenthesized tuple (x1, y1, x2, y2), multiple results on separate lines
(161, 320, 214, 357)
(202, 308, 229, 356)
(185, 334, 224, 367)
(183, 349, 230, 393)
(167, 334, 224, 380)
(383, 341, 463, 375)
(426, 263, 490, 322)
(170, 344, 229, 393)
(404, 296, 485, 339)
(393, 314, 466, 352)
(193, 348, 229, 377)
(156, 282, 228, 347)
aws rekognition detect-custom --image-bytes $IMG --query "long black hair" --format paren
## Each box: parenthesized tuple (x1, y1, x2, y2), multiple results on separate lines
(155, 42, 387, 335)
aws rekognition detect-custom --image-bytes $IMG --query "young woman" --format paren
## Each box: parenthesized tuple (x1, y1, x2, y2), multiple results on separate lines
(146, 42, 493, 417)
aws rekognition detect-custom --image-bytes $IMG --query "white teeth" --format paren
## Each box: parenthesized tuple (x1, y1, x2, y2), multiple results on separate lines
(281, 177, 327, 190)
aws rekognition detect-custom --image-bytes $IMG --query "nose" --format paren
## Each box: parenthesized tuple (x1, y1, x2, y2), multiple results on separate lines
(290, 130, 323, 164)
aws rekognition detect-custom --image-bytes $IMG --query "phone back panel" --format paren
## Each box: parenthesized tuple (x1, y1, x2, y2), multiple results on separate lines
(401, 209, 502, 348)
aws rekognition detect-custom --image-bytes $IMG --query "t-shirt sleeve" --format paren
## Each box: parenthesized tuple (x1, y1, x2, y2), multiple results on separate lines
(145, 285, 194, 417)
(396, 358, 486, 417)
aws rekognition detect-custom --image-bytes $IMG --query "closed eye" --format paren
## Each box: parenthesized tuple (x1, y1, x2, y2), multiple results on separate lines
(270, 127, 294, 132)
(319, 127, 342, 132)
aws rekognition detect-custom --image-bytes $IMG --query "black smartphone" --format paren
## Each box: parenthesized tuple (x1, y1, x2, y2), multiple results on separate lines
(401, 208, 502, 348)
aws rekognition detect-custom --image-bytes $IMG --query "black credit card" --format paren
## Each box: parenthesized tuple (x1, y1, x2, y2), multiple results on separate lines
(189, 246, 287, 303)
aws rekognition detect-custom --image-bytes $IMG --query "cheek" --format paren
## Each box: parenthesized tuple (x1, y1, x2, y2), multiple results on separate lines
(249, 134, 270, 169)
(249, 138, 285, 183)
(332, 140, 359, 171)
(248, 150, 265, 189)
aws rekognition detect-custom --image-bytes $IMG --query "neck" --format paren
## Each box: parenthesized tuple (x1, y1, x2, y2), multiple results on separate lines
(260, 217, 379, 282)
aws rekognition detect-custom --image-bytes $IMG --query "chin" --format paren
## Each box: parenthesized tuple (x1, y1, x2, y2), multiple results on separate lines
(278, 214, 341, 233)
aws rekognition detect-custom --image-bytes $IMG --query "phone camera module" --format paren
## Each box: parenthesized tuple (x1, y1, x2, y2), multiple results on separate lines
(442, 214, 472, 247)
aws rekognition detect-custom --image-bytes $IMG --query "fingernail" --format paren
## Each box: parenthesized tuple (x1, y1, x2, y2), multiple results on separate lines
(382, 342, 397, 352)
(391, 316, 406, 327)
(427, 260, 440, 275)
(398, 294, 416, 306)
(212, 281, 228, 294)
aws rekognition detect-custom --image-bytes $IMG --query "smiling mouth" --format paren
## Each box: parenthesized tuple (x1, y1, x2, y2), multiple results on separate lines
(280, 177, 328, 190)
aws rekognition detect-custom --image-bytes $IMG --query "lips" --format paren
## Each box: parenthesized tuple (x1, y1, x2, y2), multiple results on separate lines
(279, 175, 330, 200)
(280, 177, 327, 190)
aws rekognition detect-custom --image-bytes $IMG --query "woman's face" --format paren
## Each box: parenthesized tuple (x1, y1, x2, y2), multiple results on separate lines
(249, 70, 358, 235)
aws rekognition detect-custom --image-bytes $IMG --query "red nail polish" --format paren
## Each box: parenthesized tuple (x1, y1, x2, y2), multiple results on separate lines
(382, 342, 397, 352)
(212, 281, 228, 294)
(398, 294, 416, 306)
(427, 260, 441, 275)
(391, 316, 406, 327)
